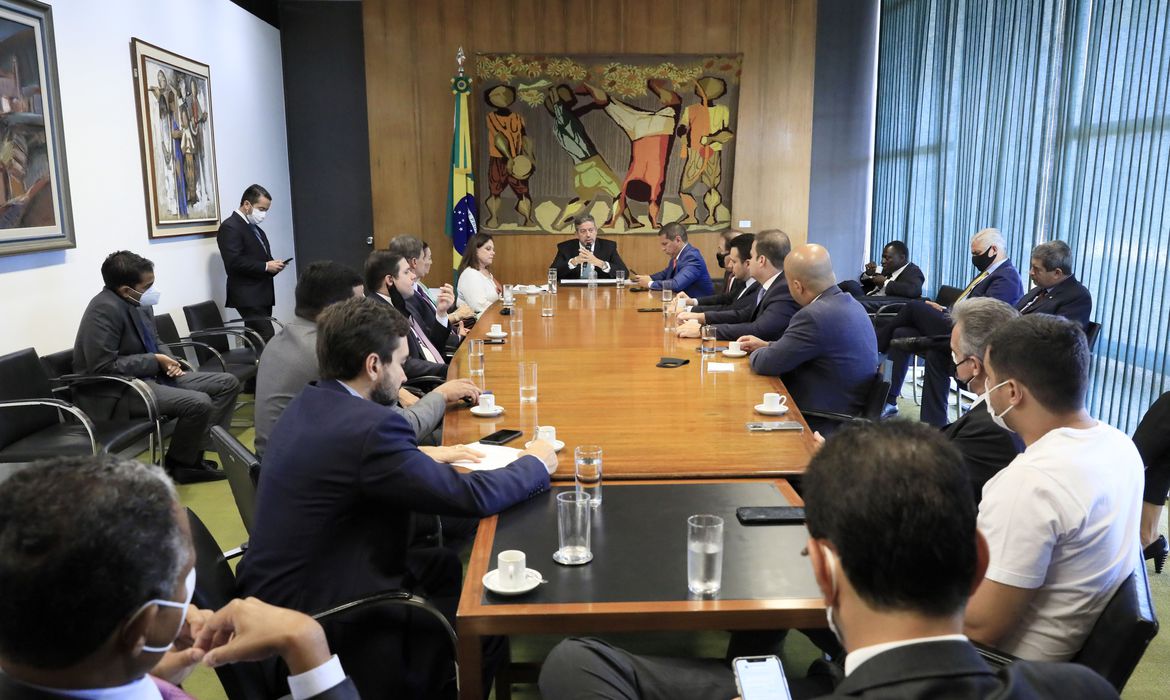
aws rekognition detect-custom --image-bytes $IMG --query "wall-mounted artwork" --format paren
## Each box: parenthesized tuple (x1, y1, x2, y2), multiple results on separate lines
(475, 53, 741, 234)
(130, 38, 220, 238)
(0, 0, 74, 257)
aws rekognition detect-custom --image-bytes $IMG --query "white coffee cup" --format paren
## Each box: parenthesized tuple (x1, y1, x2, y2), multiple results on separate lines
(763, 392, 787, 410)
(497, 550, 526, 589)
(479, 393, 496, 411)
(728, 341, 742, 353)
(536, 425, 557, 442)
(490, 323, 504, 335)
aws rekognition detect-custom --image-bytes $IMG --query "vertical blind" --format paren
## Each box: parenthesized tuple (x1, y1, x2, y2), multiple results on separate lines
(872, 0, 1170, 432)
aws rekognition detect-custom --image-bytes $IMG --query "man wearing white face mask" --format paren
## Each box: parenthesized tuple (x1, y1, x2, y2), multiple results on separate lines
(217, 183, 287, 343)
(74, 251, 240, 484)
(965, 314, 1143, 662)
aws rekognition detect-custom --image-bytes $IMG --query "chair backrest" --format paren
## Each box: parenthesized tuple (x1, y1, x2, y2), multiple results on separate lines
(861, 374, 892, 421)
(1070, 564, 1160, 691)
(1085, 321, 1102, 352)
(154, 312, 182, 346)
(0, 348, 60, 449)
(39, 349, 74, 379)
(211, 426, 259, 534)
(936, 284, 964, 308)
(184, 300, 230, 353)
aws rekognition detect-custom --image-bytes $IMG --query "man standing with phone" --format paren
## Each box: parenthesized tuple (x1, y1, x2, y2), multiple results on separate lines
(217, 183, 288, 343)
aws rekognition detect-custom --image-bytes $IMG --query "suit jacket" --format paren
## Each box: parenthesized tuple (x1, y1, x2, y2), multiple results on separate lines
(649, 243, 714, 297)
(405, 283, 458, 350)
(0, 670, 361, 700)
(942, 401, 1023, 505)
(237, 380, 549, 613)
(692, 277, 753, 313)
(1016, 275, 1093, 327)
(217, 210, 276, 308)
(860, 261, 925, 299)
(821, 639, 1117, 699)
(749, 287, 878, 434)
(703, 273, 801, 342)
(967, 260, 1025, 306)
(551, 238, 628, 281)
(366, 292, 448, 378)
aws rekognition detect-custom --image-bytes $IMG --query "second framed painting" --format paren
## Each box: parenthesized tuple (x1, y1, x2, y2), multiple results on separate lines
(130, 38, 220, 238)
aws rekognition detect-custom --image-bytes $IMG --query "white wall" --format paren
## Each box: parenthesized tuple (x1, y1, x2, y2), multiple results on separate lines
(0, 0, 295, 356)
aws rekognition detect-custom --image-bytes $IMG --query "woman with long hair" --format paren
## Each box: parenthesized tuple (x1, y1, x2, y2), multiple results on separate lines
(456, 233, 503, 316)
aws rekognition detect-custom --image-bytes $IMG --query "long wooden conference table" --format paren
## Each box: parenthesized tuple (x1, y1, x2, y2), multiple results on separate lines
(444, 286, 823, 699)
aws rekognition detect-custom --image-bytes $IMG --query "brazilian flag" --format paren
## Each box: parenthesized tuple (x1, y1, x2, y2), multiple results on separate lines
(446, 73, 477, 280)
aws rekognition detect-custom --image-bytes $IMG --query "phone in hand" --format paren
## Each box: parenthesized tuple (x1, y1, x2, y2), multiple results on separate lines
(733, 655, 791, 700)
(282, 257, 293, 264)
(479, 429, 522, 446)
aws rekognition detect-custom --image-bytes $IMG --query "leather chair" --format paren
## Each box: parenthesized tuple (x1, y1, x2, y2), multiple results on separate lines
(1085, 321, 1102, 353)
(186, 507, 457, 700)
(183, 299, 279, 358)
(157, 312, 257, 427)
(210, 426, 260, 534)
(0, 348, 157, 464)
(801, 373, 892, 427)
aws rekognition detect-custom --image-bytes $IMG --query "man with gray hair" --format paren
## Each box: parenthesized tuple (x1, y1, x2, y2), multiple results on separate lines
(946, 298, 1023, 503)
(549, 214, 628, 281)
(1017, 240, 1092, 327)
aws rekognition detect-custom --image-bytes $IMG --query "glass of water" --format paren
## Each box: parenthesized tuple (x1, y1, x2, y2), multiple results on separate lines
(701, 324, 717, 353)
(660, 279, 674, 304)
(663, 300, 678, 332)
(687, 514, 724, 595)
(467, 339, 485, 376)
(502, 284, 515, 305)
(615, 270, 627, 287)
(518, 361, 537, 403)
(547, 268, 558, 294)
(574, 445, 603, 507)
(554, 491, 593, 565)
(541, 291, 555, 317)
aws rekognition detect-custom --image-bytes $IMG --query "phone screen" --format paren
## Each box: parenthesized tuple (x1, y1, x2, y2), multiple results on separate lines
(480, 429, 522, 446)
(733, 656, 791, 700)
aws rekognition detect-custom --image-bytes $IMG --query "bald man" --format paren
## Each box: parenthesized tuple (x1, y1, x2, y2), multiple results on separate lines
(738, 244, 879, 434)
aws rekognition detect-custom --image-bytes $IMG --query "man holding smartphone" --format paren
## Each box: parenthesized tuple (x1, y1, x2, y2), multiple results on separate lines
(539, 421, 1116, 699)
(217, 183, 288, 343)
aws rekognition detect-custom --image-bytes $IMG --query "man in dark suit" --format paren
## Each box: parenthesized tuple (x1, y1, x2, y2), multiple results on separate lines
(550, 214, 629, 281)
(1017, 240, 1093, 327)
(739, 244, 879, 434)
(236, 297, 557, 699)
(365, 250, 449, 378)
(0, 455, 361, 700)
(388, 235, 473, 350)
(877, 228, 1025, 426)
(676, 232, 756, 313)
(676, 230, 799, 341)
(216, 183, 288, 343)
(840, 239, 925, 300)
(73, 251, 239, 484)
(539, 422, 1117, 700)
(945, 298, 1023, 504)
(630, 222, 714, 297)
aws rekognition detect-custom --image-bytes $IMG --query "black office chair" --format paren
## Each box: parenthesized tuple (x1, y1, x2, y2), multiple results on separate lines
(935, 284, 964, 308)
(976, 562, 1159, 692)
(0, 348, 158, 464)
(1085, 321, 1102, 353)
(801, 374, 892, 426)
(186, 507, 457, 700)
(182, 300, 267, 368)
(402, 374, 447, 399)
(210, 426, 260, 534)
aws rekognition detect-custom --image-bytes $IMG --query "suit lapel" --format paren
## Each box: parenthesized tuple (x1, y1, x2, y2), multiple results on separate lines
(834, 641, 995, 695)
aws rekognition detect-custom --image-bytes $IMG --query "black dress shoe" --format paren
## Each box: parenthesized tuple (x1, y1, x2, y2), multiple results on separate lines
(889, 335, 951, 354)
(1144, 535, 1168, 574)
(166, 458, 227, 484)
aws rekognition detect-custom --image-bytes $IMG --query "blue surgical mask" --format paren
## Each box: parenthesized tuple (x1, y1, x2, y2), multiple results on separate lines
(138, 566, 196, 653)
(984, 380, 1016, 432)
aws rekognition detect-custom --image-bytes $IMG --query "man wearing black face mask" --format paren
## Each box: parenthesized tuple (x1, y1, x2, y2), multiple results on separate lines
(74, 250, 240, 484)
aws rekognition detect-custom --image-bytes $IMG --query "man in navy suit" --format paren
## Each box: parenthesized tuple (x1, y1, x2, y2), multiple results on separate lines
(365, 251, 449, 378)
(877, 228, 1024, 426)
(1017, 240, 1093, 327)
(630, 222, 714, 297)
(739, 244, 879, 435)
(216, 184, 288, 343)
(676, 232, 756, 313)
(676, 230, 799, 341)
(236, 297, 557, 699)
(550, 214, 629, 281)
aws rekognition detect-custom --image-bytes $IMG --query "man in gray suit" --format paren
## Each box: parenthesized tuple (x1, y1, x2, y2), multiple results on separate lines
(73, 251, 239, 483)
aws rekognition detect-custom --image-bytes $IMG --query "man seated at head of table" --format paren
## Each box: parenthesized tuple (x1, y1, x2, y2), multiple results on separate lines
(538, 421, 1119, 700)
(839, 239, 925, 300)
(673, 232, 756, 314)
(629, 222, 714, 297)
(236, 297, 558, 698)
(366, 250, 449, 377)
(675, 229, 799, 341)
(737, 244, 878, 435)
(1017, 240, 1093, 327)
(963, 313, 1142, 662)
(387, 234, 474, 347)
(550, 214, 629, 281)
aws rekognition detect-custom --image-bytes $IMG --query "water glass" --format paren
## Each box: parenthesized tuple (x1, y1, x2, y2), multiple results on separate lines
(574, 445, 603, 507)
(687, 514, 724, 595)
(660, 279, 675, 304)
(701, 324, 717, 353)
(548, 268, 558, 294)
(541, 291, 556, 317)
(502, 284, 515, 305)
(554, 491, 593, 565)
(615, 270, 627, 287)
(663, 301, 678, 331)
(518, 361, 538, 403)
(509, 316, 524, 337)
(467, 339, 485, 376)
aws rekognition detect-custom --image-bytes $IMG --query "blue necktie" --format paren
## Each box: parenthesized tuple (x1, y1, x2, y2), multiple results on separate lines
(250, 223, 270, 256)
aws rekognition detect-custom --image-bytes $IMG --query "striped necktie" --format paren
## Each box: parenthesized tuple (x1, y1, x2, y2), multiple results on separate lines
(955, 271, 988, 303)
(411, 316, 443, 363)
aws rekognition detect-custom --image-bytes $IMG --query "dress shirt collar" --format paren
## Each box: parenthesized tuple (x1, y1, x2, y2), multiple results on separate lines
(844, 634, 968, 676)
(886, 262, 909, 280)
(4, 673, 162, 700)
(760, 271, 782, 292)
(233, 209, 250, 225)
(375, 291, 395, 304)
(336, 379, 364, 399)
(984, 258, 1006, 276)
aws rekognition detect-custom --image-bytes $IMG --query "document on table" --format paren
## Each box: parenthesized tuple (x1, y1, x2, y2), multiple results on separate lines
(451, 443, 524, 471)
(706, 362, 735, 373)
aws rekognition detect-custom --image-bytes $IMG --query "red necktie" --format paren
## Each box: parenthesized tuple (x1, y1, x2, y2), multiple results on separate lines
(151, 676, 197, 700)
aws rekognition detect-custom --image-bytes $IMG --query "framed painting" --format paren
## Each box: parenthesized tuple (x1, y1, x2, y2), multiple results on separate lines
(130, 38, 220, 238)
(0, 0, 74, 256)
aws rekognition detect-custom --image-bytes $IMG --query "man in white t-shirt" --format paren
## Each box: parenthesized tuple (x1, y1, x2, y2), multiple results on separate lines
(964, 314, 1143, 661)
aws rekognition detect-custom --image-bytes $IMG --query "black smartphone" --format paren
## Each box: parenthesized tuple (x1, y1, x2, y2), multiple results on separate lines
(480, 429, 522, 446)
(656, 357, 689, 368)
(736, 506, 806, 525)
(484, 338, 505, 345)
(282, 257, 294, 264)
(637, 307, 661, 312)
(733, 655, 791, 700)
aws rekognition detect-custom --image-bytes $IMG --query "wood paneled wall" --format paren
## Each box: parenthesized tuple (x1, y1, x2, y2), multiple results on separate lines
(363, 0, 817, 283)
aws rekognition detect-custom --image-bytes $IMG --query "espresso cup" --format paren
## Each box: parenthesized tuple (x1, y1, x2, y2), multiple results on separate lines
(728, 341, 742, 353)
(497, 549, 527, 589)
(490, 323, 504, 335)
(762, 392, 787, 411)
(536, 425, 557, 442)
(479, 393, 496, 411)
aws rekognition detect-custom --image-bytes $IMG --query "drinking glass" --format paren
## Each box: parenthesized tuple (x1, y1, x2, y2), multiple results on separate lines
(701, 324, 717, 354)
(660, 279, 675, 304)
(518, 361, 537, 403)
(502, 284, 515, 305)
(509, 316, 524, 337)
(574, 445, 603, 507)
(663, 301, 678, 332)
(541, 291, 555, 317)
(615, 270, 627, 287)
(467, 339, 485, 377)
(554, 491, 593, 565)
(687, 514, 724, 595)
(548, 268, 558, 294)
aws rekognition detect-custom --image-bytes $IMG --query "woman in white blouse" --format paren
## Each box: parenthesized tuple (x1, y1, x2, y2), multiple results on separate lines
(456, 233, 502, 316)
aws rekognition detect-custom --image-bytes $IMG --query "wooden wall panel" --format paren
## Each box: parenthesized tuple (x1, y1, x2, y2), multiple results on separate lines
(363, 0, 817, 284)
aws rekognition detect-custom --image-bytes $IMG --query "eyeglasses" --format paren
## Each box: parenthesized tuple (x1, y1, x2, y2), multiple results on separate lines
(952, 353, 974, 369)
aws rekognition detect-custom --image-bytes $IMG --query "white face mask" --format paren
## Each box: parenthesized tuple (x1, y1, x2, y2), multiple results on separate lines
(984, 379, 1016, 433)
(138, 566, 196, 653)
(248, 208, 268, 225)
(127, 287, 161, 307)
(821, 545, 844, 646)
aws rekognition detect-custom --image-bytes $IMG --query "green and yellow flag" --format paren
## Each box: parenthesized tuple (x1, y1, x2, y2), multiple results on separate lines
(446, 69, 477, 279)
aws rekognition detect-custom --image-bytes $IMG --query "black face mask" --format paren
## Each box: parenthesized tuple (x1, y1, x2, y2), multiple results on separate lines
(716, 251, 727, 268)
(971, 247, 995, 272)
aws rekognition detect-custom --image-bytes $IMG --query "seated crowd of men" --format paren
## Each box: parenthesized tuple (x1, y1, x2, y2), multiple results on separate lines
(0, 216, 1149, 700)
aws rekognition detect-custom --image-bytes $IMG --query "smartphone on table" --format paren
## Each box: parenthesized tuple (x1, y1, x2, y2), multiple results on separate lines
(479, 429, 522, 446)
(733, 655, 792, 700)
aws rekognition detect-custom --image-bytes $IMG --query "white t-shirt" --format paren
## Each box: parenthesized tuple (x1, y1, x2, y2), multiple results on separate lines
(977, 421, 1142, 661)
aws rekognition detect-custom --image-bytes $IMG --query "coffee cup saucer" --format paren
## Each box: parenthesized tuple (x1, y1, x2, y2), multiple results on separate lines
(482, 568, 543, 595)
(722, 349, 748, 358)
(525, 439, 565, 451)
(485, 331, 508, 339)
(754, 403, 789, 416)
(470, 405, 504, 417)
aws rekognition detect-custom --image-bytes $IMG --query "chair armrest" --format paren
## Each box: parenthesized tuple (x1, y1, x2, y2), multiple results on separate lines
(310, 589, 457, 655)
(55, 374, 161, 422)
(0, 398, 98, 453)
(187, 328, 261, 356)
(226, 316, 285, 331)
(800, 409, 868, 425)
(972, 641, 1017, 669)
(162, 340, 228, 370)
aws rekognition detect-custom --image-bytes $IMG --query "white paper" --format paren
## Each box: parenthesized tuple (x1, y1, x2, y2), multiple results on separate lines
(706, 362, 735, 373)
(451, 443, 524, 471)
(513, 284, 548, 294)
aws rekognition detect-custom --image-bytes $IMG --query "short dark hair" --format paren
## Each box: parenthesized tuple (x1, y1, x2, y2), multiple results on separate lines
(0, 456, 182, 669)
(387, 235, 425, 262)
(316, 297, 409, 381)
(364, 251, 407, 294)
(294, 261, 363, 321)
(573, 214, 596, 230)
(804, 421, 977, 617)
(728, 233, 755, 262)
(1031, 240, 1073, 273)
(985, 314, 1088, 413)
(101, 250, 154, 289)
(659, 222, 687, 242)
(239, 184, 271, 206)
(457, 233, 494, 275)
(754, 229, 791, 268)
(884, 240, 909, 259)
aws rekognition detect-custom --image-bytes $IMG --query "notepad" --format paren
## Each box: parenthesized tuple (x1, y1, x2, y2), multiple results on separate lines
(450, 443, 524, 471)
